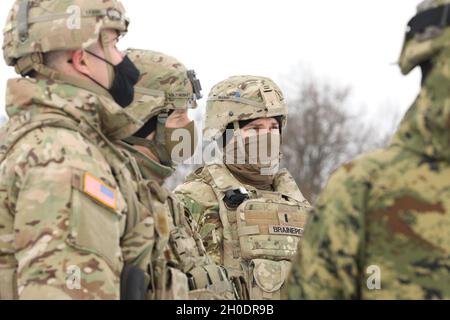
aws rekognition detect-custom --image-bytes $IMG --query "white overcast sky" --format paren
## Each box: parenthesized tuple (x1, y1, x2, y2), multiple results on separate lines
(0, 0, 422, 130)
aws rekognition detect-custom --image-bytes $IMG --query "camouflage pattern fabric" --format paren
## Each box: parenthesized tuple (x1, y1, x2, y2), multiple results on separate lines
(175, 163, 310, 300)
(175, 170, 224, 265)
(3, 0, 128, 67)
(116, 130, 235, 301)
(287, 46, 450, 300)
(0, 78, 154, 300)
(398, 0, 450, 75)
(125, 49, 199, 166)
(175, 75, 310, 300)
(176, 164, 310, 265)
(126, 48, 197, 119)
(117, 49, 236, 300)
(203, 75, 288, 141)
(2, 0, 130, 104)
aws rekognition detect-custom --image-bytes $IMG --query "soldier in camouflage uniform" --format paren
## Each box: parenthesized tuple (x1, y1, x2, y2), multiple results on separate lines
(116, 49, 236, 300)
(174, 76, 311, 300)
(287, 0, 450, 300)
(0, 0, 156, 300)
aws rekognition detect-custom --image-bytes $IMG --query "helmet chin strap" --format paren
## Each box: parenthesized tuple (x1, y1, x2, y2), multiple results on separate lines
(153, 112, 173, 165)
(124, 135, 172, 166)
(156, 112, 169, 146)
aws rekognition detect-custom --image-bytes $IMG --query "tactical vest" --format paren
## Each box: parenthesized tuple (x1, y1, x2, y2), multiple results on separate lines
(0, 112, 150, 300)
(121, 145, 236, 300)
(199, 163, 310, 300)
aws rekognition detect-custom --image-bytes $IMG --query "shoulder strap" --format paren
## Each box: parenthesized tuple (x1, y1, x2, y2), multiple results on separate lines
(183, 166, 206, 184)
(273, 169, 308, 204)
(200, 164, 247, 268)
(202, 165, 307, 204)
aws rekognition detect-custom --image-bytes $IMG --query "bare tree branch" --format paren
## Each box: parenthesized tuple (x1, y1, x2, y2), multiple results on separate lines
(281, 74, 394, 202)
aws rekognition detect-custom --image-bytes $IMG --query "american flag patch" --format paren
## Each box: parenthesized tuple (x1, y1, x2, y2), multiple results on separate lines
(83, 173, 117, 210)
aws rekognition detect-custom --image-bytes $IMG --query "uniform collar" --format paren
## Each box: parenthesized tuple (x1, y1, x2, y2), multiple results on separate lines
(5, 77, 143, 140)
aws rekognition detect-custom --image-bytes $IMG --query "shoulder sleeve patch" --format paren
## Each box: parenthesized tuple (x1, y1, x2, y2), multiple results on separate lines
(83, 172, 117, 210)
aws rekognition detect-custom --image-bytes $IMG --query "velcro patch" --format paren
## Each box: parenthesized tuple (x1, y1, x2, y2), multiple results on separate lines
(269, 225, 304, 237)
(83, 173, 117, 210)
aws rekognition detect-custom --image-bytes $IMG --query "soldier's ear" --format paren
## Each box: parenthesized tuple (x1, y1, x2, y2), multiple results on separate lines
(71, 49, 92, 77)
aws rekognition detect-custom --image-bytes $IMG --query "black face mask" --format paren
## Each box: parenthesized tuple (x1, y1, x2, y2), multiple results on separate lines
(85, 51, 140, 108)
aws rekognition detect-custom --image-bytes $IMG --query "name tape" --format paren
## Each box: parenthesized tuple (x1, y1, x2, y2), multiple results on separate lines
(269, 225, 304, 237)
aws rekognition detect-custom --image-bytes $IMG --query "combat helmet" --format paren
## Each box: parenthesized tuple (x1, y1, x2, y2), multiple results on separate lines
(126, 48, 201, 124)
(3, 0, 129, 87)
(125, 49, 202, 166)
(204, 75, 288, 141)
(399, 0, 450, 74)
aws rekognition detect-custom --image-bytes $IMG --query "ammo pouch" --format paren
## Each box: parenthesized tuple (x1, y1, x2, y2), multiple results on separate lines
(187, 264, 236, 300)
(247, 259, 291, 300)
(166, 267, 190, 300)
(153, 261, 190, 300)
(169, 224, 205, 272)
(236, 199, 306, 261)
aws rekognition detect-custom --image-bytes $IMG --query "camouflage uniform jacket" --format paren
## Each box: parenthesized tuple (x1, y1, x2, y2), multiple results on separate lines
(288, 49, 450, 300)
(0, 78, 155, 300)
(175, 163, 311, 300)
(117, 142, 236, 300)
